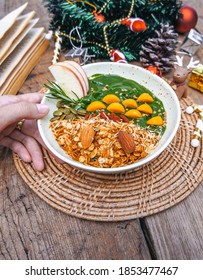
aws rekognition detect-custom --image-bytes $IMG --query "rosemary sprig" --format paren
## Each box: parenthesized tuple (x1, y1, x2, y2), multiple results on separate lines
(44, 81, 80, 105)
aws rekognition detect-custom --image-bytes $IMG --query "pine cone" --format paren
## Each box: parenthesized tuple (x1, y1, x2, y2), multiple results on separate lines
(139, 23, 178, 73)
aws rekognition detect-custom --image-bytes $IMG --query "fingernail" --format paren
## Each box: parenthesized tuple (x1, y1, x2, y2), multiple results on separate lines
(37, 104, 49, 114)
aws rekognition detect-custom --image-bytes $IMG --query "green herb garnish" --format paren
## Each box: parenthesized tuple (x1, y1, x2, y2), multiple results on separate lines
(44, 81, 81, 106)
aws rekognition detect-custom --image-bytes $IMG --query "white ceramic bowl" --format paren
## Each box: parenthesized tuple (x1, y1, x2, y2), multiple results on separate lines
(38, 62, 181, 174)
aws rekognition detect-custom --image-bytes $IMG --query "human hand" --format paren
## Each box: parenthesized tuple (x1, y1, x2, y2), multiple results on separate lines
(0, 93, 49, 171)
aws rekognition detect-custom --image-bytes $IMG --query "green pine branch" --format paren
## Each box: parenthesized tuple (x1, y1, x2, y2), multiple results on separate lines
(43, 0, 182, 60)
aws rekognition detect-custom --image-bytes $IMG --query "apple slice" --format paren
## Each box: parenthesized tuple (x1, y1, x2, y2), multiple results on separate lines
(49, 63, 85, 100)
(65, 61, 89, 93)
(59, 61, 88, 94)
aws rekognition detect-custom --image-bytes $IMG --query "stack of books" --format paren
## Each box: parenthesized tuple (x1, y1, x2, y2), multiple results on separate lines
(0, 3, 49, 95)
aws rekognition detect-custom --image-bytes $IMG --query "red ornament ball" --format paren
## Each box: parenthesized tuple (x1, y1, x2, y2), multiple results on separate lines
(146, 65, 162, 77)
(175, 5, 198, 33)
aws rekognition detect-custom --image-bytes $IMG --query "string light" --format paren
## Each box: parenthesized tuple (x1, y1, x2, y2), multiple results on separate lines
(102, 0, 135, 55)
(97, 0, 111, 14)
(61, 0, 135, 57)
(66, 0, 97, 14)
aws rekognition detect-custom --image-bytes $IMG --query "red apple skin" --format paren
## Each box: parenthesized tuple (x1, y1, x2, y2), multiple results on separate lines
(66, 61, 89, 93)
(59, 61, 88, 95)
(49, 64, 85, 99)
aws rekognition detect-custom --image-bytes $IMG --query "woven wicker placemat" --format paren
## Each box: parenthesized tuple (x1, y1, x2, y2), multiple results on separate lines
(13, 97, 203, 221)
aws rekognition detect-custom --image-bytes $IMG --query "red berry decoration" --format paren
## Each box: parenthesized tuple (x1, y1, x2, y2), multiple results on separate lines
(94, 13, 105, 23)
(175, 5, 198, 33)
(146, 65, 162, 77)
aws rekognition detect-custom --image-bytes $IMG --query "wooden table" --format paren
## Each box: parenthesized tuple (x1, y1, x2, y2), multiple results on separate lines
(0, 0, 203, 260)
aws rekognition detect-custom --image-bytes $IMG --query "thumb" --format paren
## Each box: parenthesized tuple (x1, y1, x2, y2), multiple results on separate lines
(0, 102, 49, 132)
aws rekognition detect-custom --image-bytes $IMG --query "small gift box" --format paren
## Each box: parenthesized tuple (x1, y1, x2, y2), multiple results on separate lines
(180, 29, 203, 56)
(188, 64, 203, 93)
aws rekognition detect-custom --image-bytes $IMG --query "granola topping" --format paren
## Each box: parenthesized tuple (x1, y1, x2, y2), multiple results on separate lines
(50, 115, 160, 168)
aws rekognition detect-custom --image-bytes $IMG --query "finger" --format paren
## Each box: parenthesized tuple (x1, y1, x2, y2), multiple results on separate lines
(0, 136, 31, 162)
(22, 120, 65, 164)
(20, 119, 47, 147)
(9, 129, 45, 171)
(21, 120, 40, 141)
(0, 102, 49, 132)
(0, 93, 45, 107)
(0, 124, 16, 141)
(21, 120, 48, 147)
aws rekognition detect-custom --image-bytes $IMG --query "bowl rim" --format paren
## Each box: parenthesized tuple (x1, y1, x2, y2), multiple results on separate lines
(38, 62, 181, 174)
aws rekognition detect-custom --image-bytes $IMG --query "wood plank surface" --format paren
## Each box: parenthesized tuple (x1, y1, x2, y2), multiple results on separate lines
(0, 0, 203, 260)
(0, 0, 151, 260)
(144, 0, 203, 260)
(0, 149, 150, 260)
(143, 182, 203, 260)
